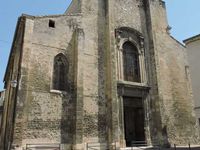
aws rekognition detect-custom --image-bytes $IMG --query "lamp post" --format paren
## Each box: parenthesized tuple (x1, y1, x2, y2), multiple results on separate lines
(10, 80, 17, 88)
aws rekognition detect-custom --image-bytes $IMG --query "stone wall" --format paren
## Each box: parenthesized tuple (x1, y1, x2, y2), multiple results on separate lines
(11, 15, 81, 149)
(149, 0, 199, 145)
(1, 0, 199, 149)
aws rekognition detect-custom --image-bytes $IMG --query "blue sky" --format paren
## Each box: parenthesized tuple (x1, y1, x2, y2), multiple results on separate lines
(0, 0, 200, 90)
(165, 0, 200, 41)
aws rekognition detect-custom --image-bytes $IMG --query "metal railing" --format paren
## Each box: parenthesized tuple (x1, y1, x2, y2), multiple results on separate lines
(172, 143, 198, 150)
(123, 141, 199, 150)
(24, 142, 200, 150)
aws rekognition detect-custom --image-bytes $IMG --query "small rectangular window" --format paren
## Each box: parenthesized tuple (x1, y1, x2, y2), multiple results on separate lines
(185, 66, 189, 80)
(49, 20, 55, 28)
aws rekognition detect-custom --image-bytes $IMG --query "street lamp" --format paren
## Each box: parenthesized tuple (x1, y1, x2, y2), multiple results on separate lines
(10, 80, 17, 88)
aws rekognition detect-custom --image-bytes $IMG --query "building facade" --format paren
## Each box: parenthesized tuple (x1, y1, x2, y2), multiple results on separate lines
(0, 0, 199, 149)
(184, 34, 200, 125)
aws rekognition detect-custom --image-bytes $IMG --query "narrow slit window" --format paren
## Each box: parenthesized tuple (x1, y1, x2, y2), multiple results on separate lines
(199, 118, 200, 126)
(185, 65, 190, 80)
(49, 20, 55, 28)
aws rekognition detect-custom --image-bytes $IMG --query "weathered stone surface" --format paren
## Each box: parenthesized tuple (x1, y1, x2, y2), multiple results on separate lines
(0, 0, 199, 150)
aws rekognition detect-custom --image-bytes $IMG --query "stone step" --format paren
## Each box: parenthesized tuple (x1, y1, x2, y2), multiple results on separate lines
(120, 146, 200, 150)
(120, 147, 153, 150)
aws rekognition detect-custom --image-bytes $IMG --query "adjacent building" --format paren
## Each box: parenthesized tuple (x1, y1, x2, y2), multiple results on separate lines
(184, 34, 200, 125)
(0, 0, 199, 149)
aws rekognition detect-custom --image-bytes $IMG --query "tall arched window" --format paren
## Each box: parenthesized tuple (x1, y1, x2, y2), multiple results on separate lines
(52, 53, 68, 91)
(123, 42, 140, 82)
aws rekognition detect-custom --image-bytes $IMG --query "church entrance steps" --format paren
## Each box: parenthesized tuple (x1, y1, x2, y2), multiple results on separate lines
(120, 146, 200, 150)
(120, 146, 153, 150)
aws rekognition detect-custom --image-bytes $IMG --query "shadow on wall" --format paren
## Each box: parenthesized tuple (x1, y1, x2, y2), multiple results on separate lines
(97, 0, 108, 144)
(60, 31, 77, 146)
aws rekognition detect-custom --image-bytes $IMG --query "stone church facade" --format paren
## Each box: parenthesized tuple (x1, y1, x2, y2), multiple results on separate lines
(0, 0, 199, 149)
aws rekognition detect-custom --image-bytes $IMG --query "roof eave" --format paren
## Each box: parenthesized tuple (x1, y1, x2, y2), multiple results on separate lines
(3, 16, 26, 86)
(183, 34, 200, 45)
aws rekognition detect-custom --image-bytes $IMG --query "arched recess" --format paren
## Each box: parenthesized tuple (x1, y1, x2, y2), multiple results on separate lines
(115, 27, 150, 147)
(52, 53, 69, 91)
(116, 27, 147, 83)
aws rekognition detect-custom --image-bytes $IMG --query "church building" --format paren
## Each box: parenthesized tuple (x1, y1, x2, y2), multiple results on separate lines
(0, 0, 199, 149)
